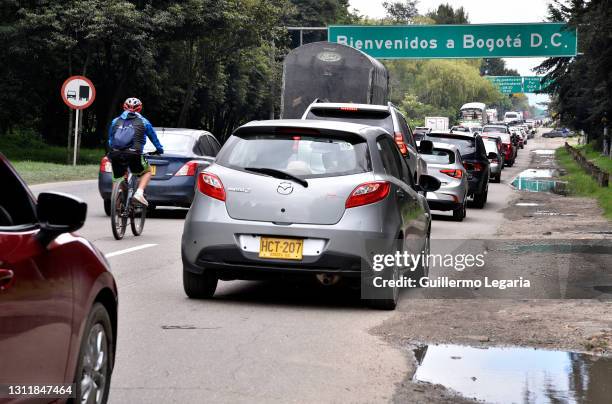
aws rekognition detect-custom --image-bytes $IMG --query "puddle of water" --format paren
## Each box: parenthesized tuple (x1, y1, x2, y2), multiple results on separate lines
(593, 285, 612, 294)
(533, 149, 556, 155)
(512, 169, 567, 194)
(515, 202, 541, 207)
(413, 344, 612, 404)
(516, 168, 557, 178)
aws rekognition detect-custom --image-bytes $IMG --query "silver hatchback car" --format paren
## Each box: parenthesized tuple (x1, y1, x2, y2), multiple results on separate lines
(418, 141, 468, 221)
(181, 119, 440, 309)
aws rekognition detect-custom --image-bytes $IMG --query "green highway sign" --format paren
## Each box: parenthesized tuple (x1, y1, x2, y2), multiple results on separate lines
(486, 76, 551, 94)
(487, 76, 523, 94)
(328, 23, 577, 59)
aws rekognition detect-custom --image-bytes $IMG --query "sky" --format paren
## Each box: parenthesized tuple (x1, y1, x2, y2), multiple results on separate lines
(348, 0, 552, 105)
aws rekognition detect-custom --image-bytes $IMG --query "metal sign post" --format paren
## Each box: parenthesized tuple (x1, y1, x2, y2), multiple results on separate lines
(73, 109, 79, 166)
(61, 75, 96, 166)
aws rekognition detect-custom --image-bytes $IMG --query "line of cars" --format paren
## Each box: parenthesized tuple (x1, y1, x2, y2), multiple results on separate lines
(174, 103, 533, 310)
(0, 103, 538, 402)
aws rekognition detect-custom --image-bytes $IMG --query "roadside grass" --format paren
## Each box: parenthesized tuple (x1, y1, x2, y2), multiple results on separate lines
(1, 130, 104, 184)
(556, 147, 612, 220)
(575, 144, 612, 174)
(0, 130, 105, 165)
(11, 161, 99, 185)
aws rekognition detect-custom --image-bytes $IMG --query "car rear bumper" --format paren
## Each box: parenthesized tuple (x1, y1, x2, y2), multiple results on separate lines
(183, 245, 364, 280)
(181, 195, 399, 278)
(426, 182, 465, 211)
(98, 172, 195, 207)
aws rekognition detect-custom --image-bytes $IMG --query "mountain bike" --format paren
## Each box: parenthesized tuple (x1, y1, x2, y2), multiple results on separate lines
(110, 152, 157, 240)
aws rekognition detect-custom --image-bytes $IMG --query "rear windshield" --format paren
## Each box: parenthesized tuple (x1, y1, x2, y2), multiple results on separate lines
(144, 133, 194, 154)
(483, 126, 508, 134)
(425, 134, 476, 156)
(215, 133, 371, 179)
(484, 140, 499, 154)
(306, 108, 394, 134)
(451, 126, 470, 132)
(421, 148, 455, 165)
(506, 113, 518, 118)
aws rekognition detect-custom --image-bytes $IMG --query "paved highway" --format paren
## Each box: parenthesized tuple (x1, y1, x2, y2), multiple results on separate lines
(30, 130, 551, 403)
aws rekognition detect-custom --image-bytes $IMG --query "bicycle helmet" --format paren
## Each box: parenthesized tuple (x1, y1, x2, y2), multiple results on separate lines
(123, 97, 143, 113)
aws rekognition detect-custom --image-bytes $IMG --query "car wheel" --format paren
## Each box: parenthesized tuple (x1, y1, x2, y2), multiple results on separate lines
(473, 188, 487, 209)
(411, 230, 430, 280)
(452, 203, 466, 221)
(74, 303, 114, 404)
(183, 268, 218, 299)
(367, 265, 399, 310)
(367, 239, 401, 310)
(103, 199, 111, 217)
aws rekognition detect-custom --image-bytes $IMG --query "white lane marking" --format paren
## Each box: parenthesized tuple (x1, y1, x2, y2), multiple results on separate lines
(105, 244, 157, 258)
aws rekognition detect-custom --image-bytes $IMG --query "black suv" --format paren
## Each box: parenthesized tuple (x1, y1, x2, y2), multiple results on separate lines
(423, 132, 494, 208)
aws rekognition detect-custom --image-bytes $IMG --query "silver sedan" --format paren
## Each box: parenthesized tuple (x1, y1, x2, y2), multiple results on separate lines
(417, 141, 468, 221)
(181, 119, 440, 310)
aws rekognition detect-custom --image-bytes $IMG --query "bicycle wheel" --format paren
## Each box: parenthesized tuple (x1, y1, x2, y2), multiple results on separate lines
(110, 181, 128, 240)
(130, 200, 147, 236)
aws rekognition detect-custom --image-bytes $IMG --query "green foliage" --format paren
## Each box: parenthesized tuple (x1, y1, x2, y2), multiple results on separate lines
(382, 1, 418, 23)
(426, 3, 469, 24)
(576, 144, 612, 174)
(0, 129, 104, 164)
(0, 0, 299, 146)
(385, 59, 508, 123)
(537, 0, 612, 149)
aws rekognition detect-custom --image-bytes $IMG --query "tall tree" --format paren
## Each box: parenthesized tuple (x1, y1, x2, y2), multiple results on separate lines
(536, 0, 612, 147)
(426, 3, 469, 24)
(382, 1, 418, 23)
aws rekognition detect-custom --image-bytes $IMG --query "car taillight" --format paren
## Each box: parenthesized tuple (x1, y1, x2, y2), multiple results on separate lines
(440, 169, 463, 179)
(340, 106, 358, 111)
(100, 156, 112, 173)
(463, 162, 483, 171)
(394, 132, 408, 155)
(197, 172, 225, 201)
(345, 181, 390, 209)
(175, 161, 199, 176)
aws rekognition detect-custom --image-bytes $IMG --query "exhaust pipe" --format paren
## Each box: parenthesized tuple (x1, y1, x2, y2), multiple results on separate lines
(316, 273, 341, 286)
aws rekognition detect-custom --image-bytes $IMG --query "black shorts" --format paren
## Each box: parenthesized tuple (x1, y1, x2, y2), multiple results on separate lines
(108, 150, 150, 180)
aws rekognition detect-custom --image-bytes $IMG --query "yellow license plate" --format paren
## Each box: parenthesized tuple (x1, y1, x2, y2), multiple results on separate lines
(150, 165, 156, 176)
(259, 237, 303, 260)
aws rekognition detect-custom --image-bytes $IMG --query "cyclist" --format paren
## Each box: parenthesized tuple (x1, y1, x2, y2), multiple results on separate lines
(108, 97, 163, 207)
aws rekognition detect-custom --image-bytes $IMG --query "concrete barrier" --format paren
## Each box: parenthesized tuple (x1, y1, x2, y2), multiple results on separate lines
(564, 142, 609, 187)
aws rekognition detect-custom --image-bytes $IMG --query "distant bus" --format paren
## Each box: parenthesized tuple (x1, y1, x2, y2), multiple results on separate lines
(459, 102, 488, 127)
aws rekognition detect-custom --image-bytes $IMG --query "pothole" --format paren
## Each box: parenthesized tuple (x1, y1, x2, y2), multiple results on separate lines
(532, 149, 556, 155)
(511, 169, 567, 194)
(593, 285, 612, 294)
(413, 344, 612, 403)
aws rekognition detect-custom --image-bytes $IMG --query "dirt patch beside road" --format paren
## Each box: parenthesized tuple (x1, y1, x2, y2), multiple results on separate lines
(376, 134, 612, 403)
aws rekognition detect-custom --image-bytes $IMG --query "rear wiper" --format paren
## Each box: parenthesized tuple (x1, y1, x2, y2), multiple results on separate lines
(245, 167, 309, 188)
